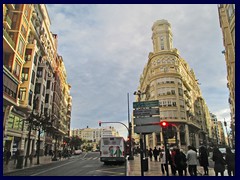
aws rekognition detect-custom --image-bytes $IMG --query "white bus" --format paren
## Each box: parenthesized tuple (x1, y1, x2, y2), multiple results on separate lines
(100, 136, 126, 164)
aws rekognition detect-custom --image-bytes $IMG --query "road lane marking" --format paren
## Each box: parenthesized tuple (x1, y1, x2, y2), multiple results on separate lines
(30, 160, 77, 176)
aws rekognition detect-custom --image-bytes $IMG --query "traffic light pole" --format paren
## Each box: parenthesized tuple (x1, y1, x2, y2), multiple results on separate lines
(140, 134, 144, 176)
(163, 134, 169, 176)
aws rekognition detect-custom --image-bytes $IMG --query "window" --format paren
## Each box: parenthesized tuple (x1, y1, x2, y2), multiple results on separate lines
(21, 68, 29, 81)
(25, 49, 32, 61)
(31, 71, 35, 85)
(17, 38, 25, 57)
(47, 80, 51, 89)
(19, 87, 27, 101)
(34, 55, 38, 65)
(13, 61, 21, 78)
(37, 67, 43, 77)
(45, 94, 49, 103)
(28, 90, 33, 106)
(35, 83, 41, 94)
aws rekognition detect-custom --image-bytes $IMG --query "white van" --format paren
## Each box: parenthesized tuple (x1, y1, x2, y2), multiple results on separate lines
(100, 136, 126, 164)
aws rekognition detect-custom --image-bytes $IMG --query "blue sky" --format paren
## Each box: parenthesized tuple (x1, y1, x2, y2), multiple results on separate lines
(46, 4, 231, 138)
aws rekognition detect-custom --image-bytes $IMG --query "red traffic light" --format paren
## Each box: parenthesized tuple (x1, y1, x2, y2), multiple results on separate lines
(160, 121, 168, 127)
(99, 121, 102, 126)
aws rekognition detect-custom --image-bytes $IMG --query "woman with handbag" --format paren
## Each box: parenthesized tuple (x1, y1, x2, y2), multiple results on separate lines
(212, 147, 226, 176)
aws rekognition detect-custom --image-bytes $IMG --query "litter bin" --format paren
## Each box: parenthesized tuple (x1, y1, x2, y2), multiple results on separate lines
(16, 155, 24, 169)
(142, 157, 149, 171)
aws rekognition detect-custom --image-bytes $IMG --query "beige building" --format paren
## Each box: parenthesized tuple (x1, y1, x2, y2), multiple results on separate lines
(3, 4, 72, 158)
(134, 20, 212, 150)
(218, 4, 235, 148)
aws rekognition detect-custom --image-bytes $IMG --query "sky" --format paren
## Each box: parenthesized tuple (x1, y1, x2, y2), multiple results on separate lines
(46, 4, 231, 138)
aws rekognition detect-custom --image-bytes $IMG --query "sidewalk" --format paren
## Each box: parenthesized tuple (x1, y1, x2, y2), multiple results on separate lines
(126, 155, 228, 176)
(3, 155, 59, 174)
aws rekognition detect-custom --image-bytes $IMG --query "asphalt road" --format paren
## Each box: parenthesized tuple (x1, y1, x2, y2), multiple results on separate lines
(4, 152, 126, 176)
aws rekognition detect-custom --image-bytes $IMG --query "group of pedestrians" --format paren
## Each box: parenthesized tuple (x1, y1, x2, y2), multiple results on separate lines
(146, 145, 235, 176)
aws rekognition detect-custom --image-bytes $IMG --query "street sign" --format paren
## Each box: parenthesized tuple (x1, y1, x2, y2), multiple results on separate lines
(134, 125, 161, 134)
(133, 100, 159, 108)
(134, 117, 160, 126)
(133, 108, 159, 116)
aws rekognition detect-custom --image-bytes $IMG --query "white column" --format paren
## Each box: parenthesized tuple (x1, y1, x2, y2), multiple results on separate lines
(185, 124, 190, 146)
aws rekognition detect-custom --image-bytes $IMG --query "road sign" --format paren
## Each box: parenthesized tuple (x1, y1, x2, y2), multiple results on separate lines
(133, 108, 159, 116)
(134, 125, 161, 134)
(133, 100, 159, 108)
(134, 117, 160, 126)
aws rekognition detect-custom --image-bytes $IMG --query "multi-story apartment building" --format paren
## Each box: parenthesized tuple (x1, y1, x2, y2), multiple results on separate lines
(3, 4, 72, 158)
(71, 126, 120, 143)
(134, 20, 212, 150)
(218, 4, 235, 148)
(210, 113, 220, 146)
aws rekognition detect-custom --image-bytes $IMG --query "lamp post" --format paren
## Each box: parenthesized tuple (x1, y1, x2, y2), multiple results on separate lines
(127, 93, 134, 160)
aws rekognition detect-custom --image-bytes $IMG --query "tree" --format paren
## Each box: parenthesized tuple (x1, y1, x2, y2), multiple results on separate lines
(69, 136, 83, 150)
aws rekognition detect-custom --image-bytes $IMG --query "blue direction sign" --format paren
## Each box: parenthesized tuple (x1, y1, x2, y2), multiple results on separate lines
(133, 100, 159, 108)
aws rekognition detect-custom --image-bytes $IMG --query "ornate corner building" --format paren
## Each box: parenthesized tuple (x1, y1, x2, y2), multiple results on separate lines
(3, 4, 72, 156)
(135, 19, 217, 150)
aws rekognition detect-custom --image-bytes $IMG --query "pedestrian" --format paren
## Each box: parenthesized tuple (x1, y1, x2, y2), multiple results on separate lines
(159, 148, 168, 175)
(225, 147, 235, 176)
(153, 147, 159, 161)
(199, 144, 209, 175)
(148, 148, 153, 161)
(174, 148, 187, 176)
(14, 149, 20, 165)
(5, 149, 11, 165)
(180, 149, 188, 176)
(212, 147, 225, 176)
(186, 145, 198, 176)
(169, 147, 177, 175)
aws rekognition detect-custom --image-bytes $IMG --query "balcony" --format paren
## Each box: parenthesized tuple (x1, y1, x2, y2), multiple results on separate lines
(3, 29, 15, 49)
(6, 4, 15, 10)
(3, 15, 12, 29)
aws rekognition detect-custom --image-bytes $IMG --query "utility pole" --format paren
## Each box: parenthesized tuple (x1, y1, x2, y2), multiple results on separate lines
(127, 93, 134, 160)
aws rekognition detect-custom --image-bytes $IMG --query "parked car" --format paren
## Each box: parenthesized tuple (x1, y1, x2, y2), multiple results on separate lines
(74, 149, 82, 155)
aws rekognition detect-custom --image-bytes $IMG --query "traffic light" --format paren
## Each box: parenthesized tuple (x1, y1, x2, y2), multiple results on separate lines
(160, 121, 169, 128)
(99, 121, 101, 127)
(160, 121, 174, 139)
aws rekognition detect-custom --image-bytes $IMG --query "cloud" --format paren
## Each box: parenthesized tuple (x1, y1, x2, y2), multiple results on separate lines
(46, 4, 231, 137)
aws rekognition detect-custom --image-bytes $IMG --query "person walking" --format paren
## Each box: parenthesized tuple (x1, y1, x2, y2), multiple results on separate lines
(174, 148, 187, 176)
(159, 148, 167, 175)
(14, 149, 20, 165)
(5, 149, 11, 165)
(199, 144, 209, 175)
(186, 145, 198, 176)
(169, 147, 177, 176)
(225, 147, 235, 176)
(212, 147, 226, 176)
(180, 149, 188, 176)
(153, 147, 159, 161)
(148, 148, 153, 161)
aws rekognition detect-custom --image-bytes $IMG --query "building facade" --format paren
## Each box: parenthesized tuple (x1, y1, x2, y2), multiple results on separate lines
(218, 4, 235, 148)
(3, 4, 72, 158)
(134, 20, 212, 150)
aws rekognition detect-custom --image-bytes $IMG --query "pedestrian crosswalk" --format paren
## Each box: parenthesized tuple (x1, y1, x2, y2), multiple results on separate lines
(79, 157, 100, 160)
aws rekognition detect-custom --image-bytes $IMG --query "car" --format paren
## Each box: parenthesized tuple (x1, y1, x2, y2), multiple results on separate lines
(74, 149, 82, 155)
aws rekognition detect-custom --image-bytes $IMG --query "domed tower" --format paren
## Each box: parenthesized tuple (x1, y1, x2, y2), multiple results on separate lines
(152, 19, 173, 53)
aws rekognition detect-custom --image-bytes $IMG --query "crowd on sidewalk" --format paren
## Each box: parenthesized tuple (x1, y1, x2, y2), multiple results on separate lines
(144, 144, 235, 176)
